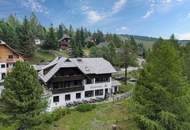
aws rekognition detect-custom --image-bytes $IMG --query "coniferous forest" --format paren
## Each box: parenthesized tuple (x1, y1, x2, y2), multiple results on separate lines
(0, 13, 145, 67)
(1, 13, 190, 130)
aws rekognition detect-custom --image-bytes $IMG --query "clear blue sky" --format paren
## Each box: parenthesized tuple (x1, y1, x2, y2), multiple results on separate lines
(0, 0, 190, 39)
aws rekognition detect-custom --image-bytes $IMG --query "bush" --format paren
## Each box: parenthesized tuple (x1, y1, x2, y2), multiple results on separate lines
(41, 108, 70, 124)
(76, 104, 96, 112)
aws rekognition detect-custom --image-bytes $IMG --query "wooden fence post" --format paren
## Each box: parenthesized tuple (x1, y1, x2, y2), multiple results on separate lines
(112, 124, 117, 130)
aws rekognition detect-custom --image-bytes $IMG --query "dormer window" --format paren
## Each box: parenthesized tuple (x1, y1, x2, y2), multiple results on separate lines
(65, 58, 71, 62)
(77, 58, 82, 62)
(8, 55, 13, 59)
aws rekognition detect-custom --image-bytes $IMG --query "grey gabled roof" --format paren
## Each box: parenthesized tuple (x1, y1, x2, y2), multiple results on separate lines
(58, 34, 71, 42)
(38, 57, 116, 83)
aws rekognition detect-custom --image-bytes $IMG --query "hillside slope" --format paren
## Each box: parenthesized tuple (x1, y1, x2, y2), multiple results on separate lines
(120, 34, 190, 50)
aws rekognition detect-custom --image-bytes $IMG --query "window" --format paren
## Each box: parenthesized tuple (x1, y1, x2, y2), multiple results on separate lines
(65, 94, 70, 101)
(95, 77, 110, 83)
(105, 88, 108, 94)
(86, 79, 93, 84)
(7, 64, 13, 68)
(85, 90, 94, 98)
(64, 81, 70, 88)
(76, 93, 81, 99)
(74, 80, 80, 85)
(8, 55, 13, 59)
(95, 89, 103, 96)
(53, 82, 59, 89)
(1, 64, 5, 68)
(0, 82, 3, 86)
(53, 96, 59, 103)
(2, 73, 6, 79)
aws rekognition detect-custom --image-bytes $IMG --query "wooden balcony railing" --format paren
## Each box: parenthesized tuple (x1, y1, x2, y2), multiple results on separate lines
(52, 75, 83, 81)
(52, 85, 84, 94)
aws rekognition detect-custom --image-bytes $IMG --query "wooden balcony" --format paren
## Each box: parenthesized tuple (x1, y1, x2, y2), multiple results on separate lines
(52, 85, 84, 94)
(0, 58, 20, 63)
(52, 75, 84, 82)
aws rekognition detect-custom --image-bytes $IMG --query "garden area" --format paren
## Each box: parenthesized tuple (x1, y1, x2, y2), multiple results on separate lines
(47, 100, 138, 130)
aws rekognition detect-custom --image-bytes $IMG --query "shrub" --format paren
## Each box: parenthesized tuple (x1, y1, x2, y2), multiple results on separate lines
(41, 108, 70, 124)
(76, 104, 96, 112)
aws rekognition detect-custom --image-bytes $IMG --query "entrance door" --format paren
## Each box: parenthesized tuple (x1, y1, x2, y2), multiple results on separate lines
(114, 86, 117, 93)
(105, 88, 108, 99)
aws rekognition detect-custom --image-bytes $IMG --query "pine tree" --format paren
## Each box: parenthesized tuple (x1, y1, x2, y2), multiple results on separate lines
(57, 24, 64, 40)
(18, 16, 35, 57)
(132, 40, 190, 130)
(80, 27, 85, 47)
(29, 13, 39, 39)
(183, 43, 190, 83)
(0, 15, 20, 50)
(94, 30, 104, 44)
(72, 41, 83, 57)
(42, 24, 58, 50)
(0, 61, 47, 130)
(129, 36, 138, 53)
(68, 25, 74, 37)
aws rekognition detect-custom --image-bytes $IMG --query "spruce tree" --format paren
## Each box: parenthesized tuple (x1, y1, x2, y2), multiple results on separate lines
(132, 40, 190, 130)
(0, 61, 47, 130)
(70, 39, 83, 57)
(183, 43, 190, 83)
(18, 16, 35, 57)
(129, 36, 138, 53)
(42, 24, 58, 50)
(0, 15, 20, 50)
(57, 24, 64, 40)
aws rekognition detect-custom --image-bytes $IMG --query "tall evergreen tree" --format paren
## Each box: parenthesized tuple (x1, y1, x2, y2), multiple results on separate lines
(68, 25, 74, 37)
(132, 40, 190, 130)
(0, 15, 20, 50)
(129, 36, 138, 53)
(29, 13, 39, 39)
(118, 40, 137, 83)
(93, 30, 104, 44)
(57, 24, 64, 40)
(70, 39, 83, 57)
(18, 16, 35, 56)
(42, 24, 58, 50)
(80, 27, 85, 47)
(183, 42, 190, 83)
(0, 61, 47, 130)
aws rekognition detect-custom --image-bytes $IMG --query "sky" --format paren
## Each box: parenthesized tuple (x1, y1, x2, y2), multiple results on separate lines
(0, 0, 190, 39)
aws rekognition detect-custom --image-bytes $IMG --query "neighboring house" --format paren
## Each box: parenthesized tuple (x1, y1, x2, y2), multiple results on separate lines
(0, 40, 24, 94)
(85, 36, 96, 44)
(58, 34, 71, 50)
(35, 57, 120, 111)
(97, 41, 110, 48)
(34, 39, 42, 45)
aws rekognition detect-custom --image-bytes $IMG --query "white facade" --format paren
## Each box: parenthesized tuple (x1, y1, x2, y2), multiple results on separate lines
(0, 62, 16, 95)
(47, 77, 116, 111)
(36, 57, 120, 111)
(0, 62, 7, 94)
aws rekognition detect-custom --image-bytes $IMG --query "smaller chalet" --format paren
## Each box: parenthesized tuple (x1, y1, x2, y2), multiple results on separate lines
(35, 57, 120, 111)
(0, 40, 24, 94)
(58, 34, 71, 50)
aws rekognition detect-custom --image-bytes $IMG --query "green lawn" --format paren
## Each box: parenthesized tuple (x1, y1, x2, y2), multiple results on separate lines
(119, 83, 135, 93)
(48, 100, 138, 130)
(27, 49, 68, 64)
(28, 48, 89, 64)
